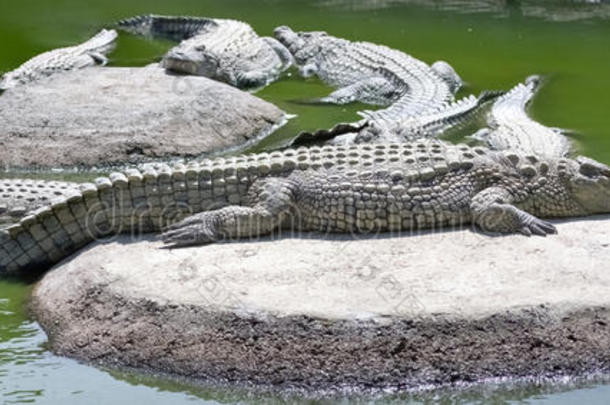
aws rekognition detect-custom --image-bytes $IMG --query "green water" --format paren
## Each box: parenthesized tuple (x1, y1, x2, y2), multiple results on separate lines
(1, 0, 609, 403)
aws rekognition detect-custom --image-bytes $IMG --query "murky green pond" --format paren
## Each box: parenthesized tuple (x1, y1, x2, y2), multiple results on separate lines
(1, 0, 609, 403)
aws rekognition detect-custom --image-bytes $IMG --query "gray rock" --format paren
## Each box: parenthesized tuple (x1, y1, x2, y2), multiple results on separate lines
(0, 66, 285, 169)
(31, 217, 610, 393)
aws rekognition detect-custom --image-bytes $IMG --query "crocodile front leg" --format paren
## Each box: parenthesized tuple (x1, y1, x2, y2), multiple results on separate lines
(162, 177, 296, 247)
(87, 52, 110, 66)
(470, 187, 557, 236)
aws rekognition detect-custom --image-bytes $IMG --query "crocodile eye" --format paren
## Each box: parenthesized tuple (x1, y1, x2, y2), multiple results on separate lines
(580, 162, 599, 177)
(577, 156, 607, 178)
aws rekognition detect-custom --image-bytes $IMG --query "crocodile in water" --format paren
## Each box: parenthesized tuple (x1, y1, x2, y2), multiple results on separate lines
(273, 26, 499, 145)
(0, 29, 117, 90)
(472, 75, 572, 158)
(118, 15, 293, 89)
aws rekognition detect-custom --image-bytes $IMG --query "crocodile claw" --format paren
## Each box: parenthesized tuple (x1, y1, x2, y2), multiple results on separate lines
(518, 215, 557, 237)
(162, 213, 218, 247)
(162, 227, 217, 247)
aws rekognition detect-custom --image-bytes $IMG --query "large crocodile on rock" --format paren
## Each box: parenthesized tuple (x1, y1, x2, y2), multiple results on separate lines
(0, 29, 117, 90)
(473, 75, 572, 158)
(1, 141, 609, 277)
(274, 26, 500, 145)
(118, 15, 293, 89)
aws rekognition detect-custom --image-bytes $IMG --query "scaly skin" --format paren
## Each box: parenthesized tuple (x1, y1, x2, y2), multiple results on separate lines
(118, 15, 293, 89)
(274, 26, 498, 145)
(473, 75, 572, 158)
(2, 142, 609, 277)
(274, 26, 459, 113)
(0, 179, 81, 223)
(300, 91, 502, 146)
(0, 29, 117, 90)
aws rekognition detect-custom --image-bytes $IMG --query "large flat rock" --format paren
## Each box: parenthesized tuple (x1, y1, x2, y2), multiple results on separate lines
(0, 66, 285, 169)
(31, 216, 610, 393)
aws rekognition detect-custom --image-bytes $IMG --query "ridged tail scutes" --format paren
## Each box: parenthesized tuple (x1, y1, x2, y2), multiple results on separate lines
(117, 14, 217, 41)
(478, 89, 505, 104)
(117, 14, 155, 35)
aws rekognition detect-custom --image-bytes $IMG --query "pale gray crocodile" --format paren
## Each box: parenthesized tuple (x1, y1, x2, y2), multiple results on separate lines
(273, 26, 499, 145)
(472, 75, 572, 158)
(0, 29, 117, 90)
(327, 90, 502, 145)
(118, 15, 293, 89)
(2, 141, 609, 277)
(0, 179, 81, 224)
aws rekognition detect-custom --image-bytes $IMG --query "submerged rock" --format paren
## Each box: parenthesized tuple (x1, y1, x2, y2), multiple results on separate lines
(31, 216, 610, 393)
(0, 66, 285, 169)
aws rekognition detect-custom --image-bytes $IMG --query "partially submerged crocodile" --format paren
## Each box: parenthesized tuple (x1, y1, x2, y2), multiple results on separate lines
(274, 26, 499, 145)
(2, 141, 609, 276)
(118, 15, 293, 89)
(0, 29, 117, 90)
(473, 75, 572, 158)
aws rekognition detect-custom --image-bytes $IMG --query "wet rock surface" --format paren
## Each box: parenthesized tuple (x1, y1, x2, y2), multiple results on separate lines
(0, 66, 285, 169)
(31, 216, 610, 393)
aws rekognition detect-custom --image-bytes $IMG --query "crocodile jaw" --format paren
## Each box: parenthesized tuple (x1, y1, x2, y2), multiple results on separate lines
(162, 49, 219, 78)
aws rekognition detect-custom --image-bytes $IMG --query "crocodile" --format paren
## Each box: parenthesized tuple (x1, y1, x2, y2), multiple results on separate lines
(0, 29, 117, 90)
(118, 15, 293, 89)
(0, 179, 81, 224)
(273, 26, 499, 145)
(325, 90, 502, 145)
(472, 75, 572, 158)
(2, 141, 609, 277)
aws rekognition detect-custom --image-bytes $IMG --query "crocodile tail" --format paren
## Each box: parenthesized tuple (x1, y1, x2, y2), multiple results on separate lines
(0, 168, 186, 278)
(117, 14, 218, 41)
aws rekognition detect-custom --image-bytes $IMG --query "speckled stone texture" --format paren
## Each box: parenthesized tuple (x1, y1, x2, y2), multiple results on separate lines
(31, 217, 610, 393)
(0, 65, 285, 169)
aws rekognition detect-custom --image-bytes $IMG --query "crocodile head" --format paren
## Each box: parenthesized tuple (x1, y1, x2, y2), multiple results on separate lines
(162, 43, 220, 79)
(274, 26, 327, 65)
(564, 156, 610, 215)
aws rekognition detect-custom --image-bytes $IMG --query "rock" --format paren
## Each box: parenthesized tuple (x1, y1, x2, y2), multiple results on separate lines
(0, 66, 285, 169)
(31, 216, 610, 393)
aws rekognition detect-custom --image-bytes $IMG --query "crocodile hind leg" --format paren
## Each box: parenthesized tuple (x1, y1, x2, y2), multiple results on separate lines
(471, 187, 557, 236)
(162, 177, 296, 247)
(236, 70, 272, 89)
(314, 77, 400, 106)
